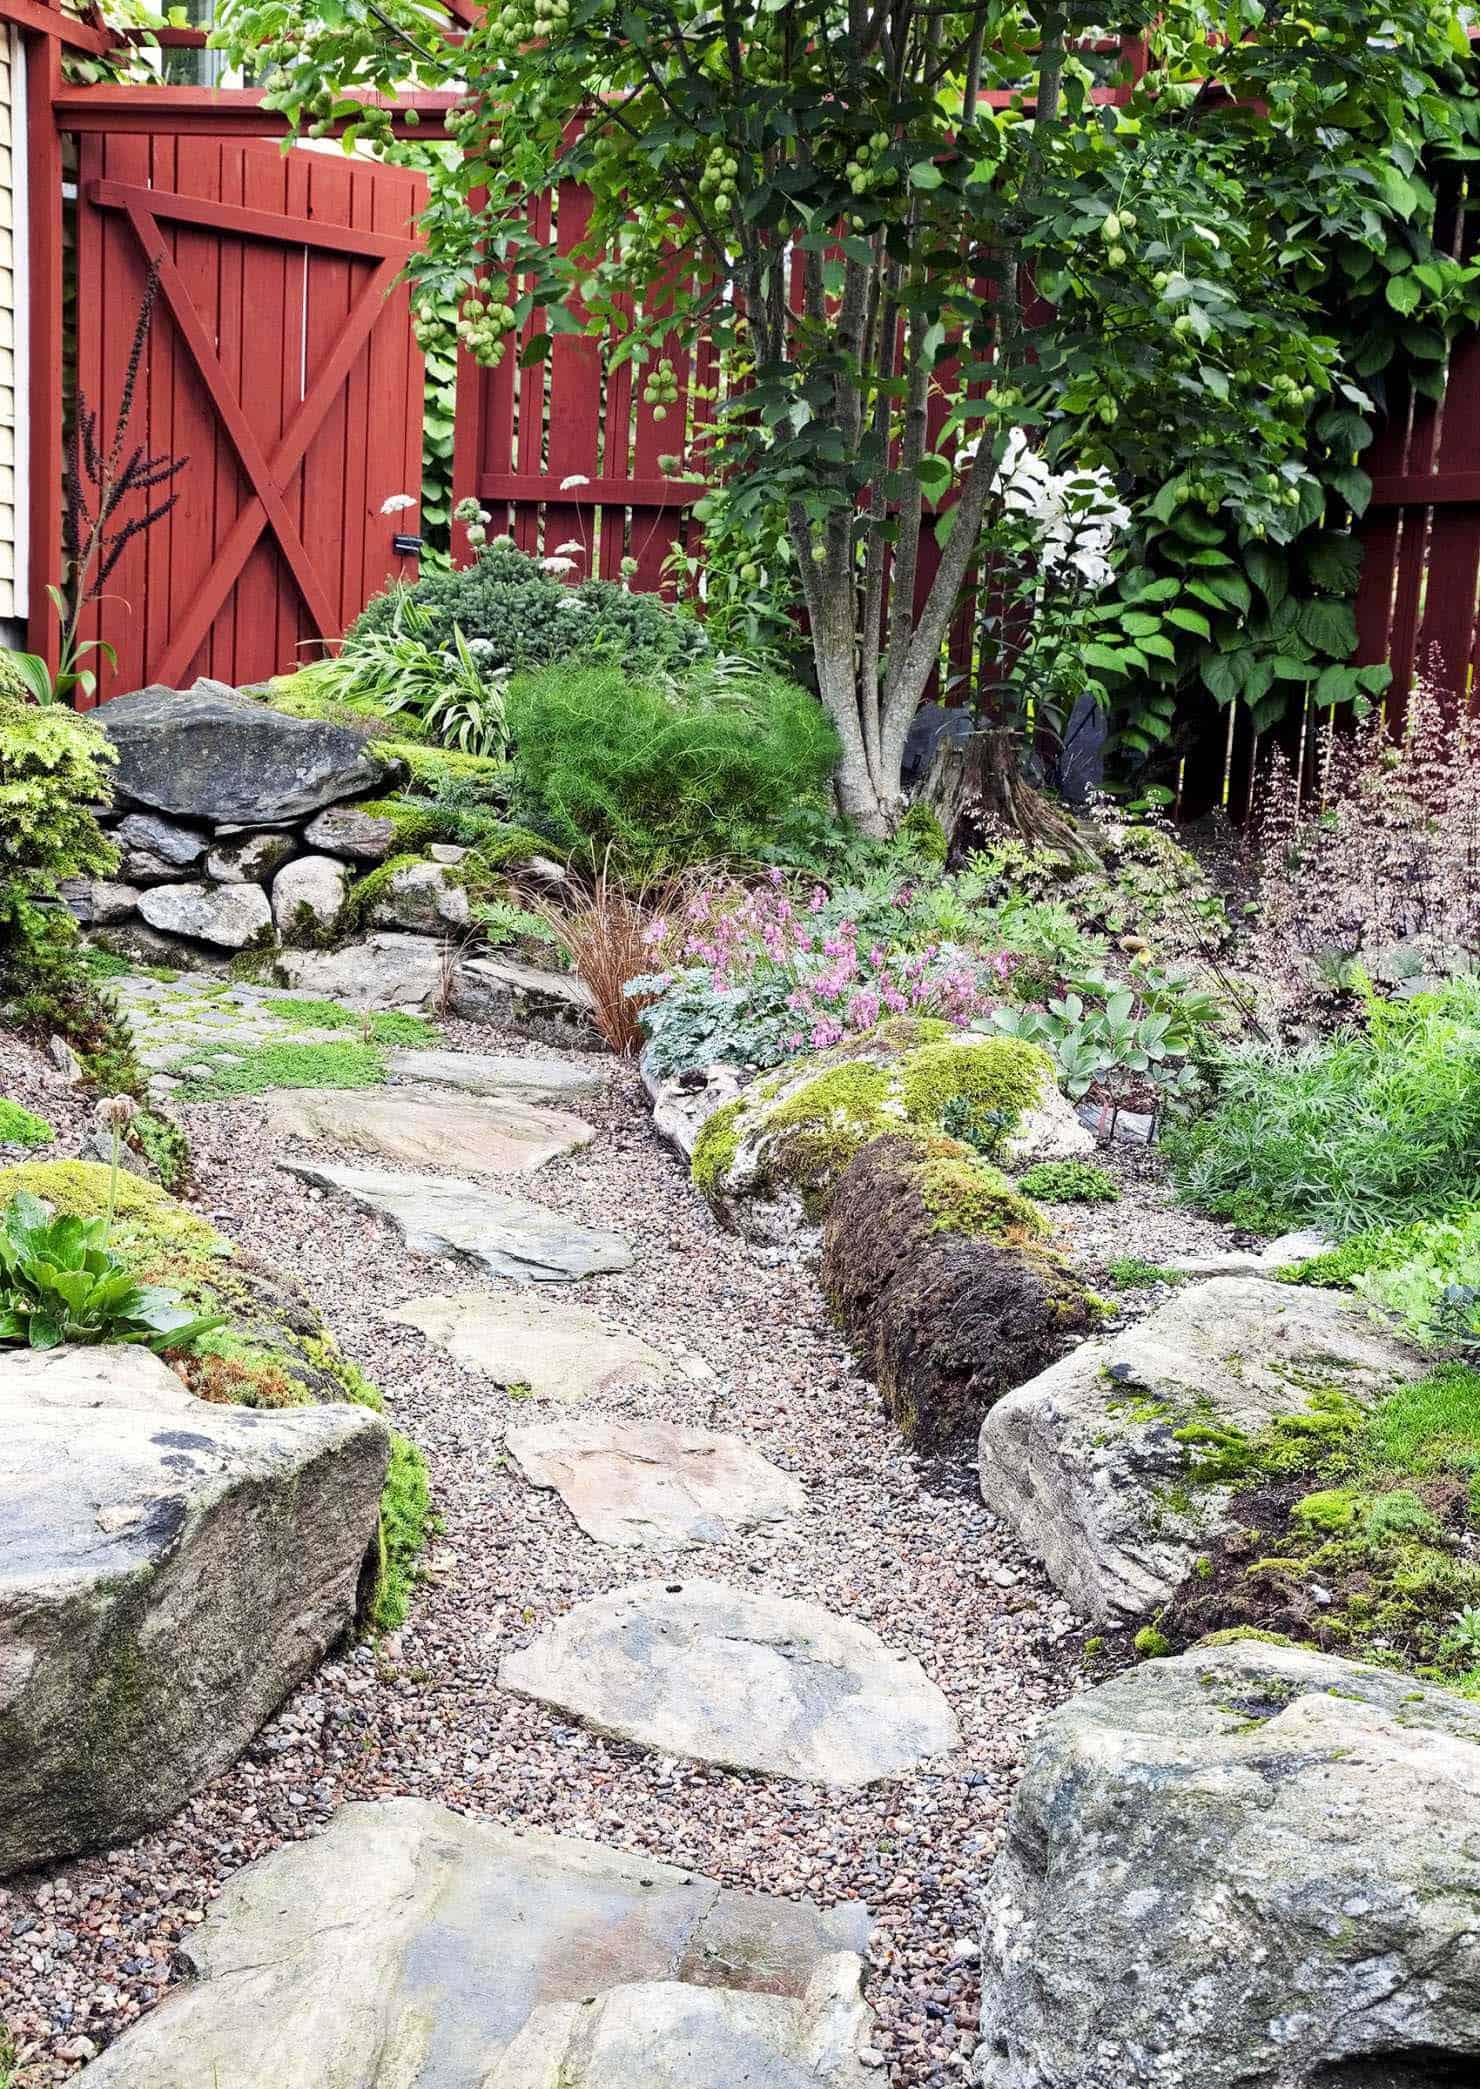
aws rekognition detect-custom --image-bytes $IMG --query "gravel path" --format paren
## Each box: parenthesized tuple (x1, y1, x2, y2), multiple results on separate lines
(1, 1022, 1094, 2084)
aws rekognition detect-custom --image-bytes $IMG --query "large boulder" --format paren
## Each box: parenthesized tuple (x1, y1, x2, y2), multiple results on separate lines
(691, 1019, 1092, 1245)
(974, 1640, 1480, 2089)
(271, 932, 446, 1009)
(823, 1134, 1100, 1449)
(0, 1347, 388, 1874)
(977, 1276, 1419, 1626)
(97, 678, 384, 826)
(77, 1798, 874, 2087)
(138, 880, 273, 951)
(270, 852, 350, 939)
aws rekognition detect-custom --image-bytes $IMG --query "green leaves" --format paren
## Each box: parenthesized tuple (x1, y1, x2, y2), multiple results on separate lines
(0, 1191, 226, 1354)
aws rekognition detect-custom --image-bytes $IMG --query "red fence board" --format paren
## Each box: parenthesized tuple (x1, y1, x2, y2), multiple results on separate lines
(71, 135, 427, 698)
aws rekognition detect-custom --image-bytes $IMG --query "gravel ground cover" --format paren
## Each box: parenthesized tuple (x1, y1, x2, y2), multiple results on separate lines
(0, 1015, 1233, 2084)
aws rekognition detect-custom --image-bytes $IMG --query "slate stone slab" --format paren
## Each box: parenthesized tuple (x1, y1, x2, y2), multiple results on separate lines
(974, 1642, 1480, 2089)
(97, 679, 383, 825)
(499, 1579, 960, 1783)
(1, 1358, 387, 1874)
(506, 1419, 806, 1549)
(77, 1798, 873, 2087)
(278, 1159, 634, 1280)
(386, 1046, 605, 1100)
(269, 1086, 592, 1176)
(387, 1289, 683, 1400)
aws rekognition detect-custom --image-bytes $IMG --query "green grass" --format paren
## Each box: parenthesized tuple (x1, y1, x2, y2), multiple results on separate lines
(1363, 1365, 1480, 1504)
(1017, 1158, 1119, 1204)
(1166, 977, 1480, 1236)
(0, 1097, 53, 1148)
(264, 996, 440, 1047)
(174, 1039, 388, 1100)
(1106, 1256, 1187, 1289)
(374, 1432, 432, 1633)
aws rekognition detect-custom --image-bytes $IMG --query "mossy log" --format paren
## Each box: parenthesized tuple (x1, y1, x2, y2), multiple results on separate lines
(821, 1133, 1100, 1450)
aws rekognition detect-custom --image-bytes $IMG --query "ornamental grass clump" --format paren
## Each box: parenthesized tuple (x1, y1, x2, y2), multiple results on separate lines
(633, 870, 1015, 1075)
(1166, 975, 1480, 1236)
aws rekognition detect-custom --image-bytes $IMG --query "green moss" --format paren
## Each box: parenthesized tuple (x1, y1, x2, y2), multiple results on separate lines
(1292, 1486, 1362, 1534)
(1, 1152, 431, 1636)
(763, 1062, 894, 1196)
(381, 741, 509, 796)
(1197, 1627, 1298, 1649)
(894, 802, 949, 865)
(918, 1154, 1047, 1240)
(0, 1098, 53, 1148)
(129, 1108, 190, 1191)
(897, 1036, 1049, 1156)
(174, 1039, 388, 1101)
(373, 1431, 431, 1634)
(260, 676, 434, 743)
(265, 996, 439, 1047)
(691, 1097, 745, 1199)
(1017, 1159, 1119, 1204)
(0, 1160, 215, 1252)
(1134, 1626, 1173, 1659)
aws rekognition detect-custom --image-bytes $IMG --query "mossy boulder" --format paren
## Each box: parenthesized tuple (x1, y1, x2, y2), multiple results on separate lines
(822, 1133, 1100, 1449)
(976, 1640, 1480, 2089)
(1, 1341, 388, 1875)
(976, 1275, 1422, 1628)
(690, 1018, 1092, 1244)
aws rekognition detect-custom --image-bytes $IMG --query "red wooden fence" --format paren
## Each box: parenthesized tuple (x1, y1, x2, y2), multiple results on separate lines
(452, 180, 715, 594)
(1354, 175, 1480, 726)
(72, 133, 427, 696)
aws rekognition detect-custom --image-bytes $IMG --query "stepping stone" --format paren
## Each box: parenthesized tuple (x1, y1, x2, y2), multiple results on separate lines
(279, 1159, 634, 1281)
(76, 1798, 874, 2087)
(268, 1086, 592, 1176)
(387, 1289, 690, 1400)
(506, 1420, 806, 1549)
(387, 1045, 605, 1100)
(499, 1579, 960, 1785)
(1162, 1228, 1333, 1279)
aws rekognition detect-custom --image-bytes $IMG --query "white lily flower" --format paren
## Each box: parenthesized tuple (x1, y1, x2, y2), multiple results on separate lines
(379, 493, 416, 514)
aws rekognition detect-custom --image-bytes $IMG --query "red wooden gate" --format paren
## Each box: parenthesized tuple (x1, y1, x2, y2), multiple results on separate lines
(73, 135, 427, 697)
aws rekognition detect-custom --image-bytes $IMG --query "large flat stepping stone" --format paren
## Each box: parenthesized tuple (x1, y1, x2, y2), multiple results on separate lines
(268, 1085, 592, 1175)
(387, 1289, 689, 1400)
(279, 1159, 634, 1281)
(77, 1797, 874, 2087)
(499, 1579, 960, 1784)
(387, 1045, 605, 1099)
(506, 1420, 806, 1549)
(2, 1347, 387, 1875)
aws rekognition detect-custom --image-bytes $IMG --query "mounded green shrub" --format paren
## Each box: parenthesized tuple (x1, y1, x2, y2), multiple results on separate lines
(505, 664, 842, 870)
(350, 543, 707, 676)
